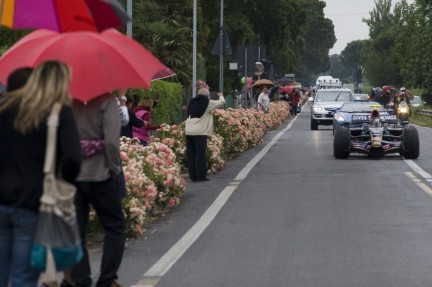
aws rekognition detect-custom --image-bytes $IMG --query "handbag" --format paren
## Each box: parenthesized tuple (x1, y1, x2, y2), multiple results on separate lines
(30, 103, 83, 276)
(80, 139, 105, 157)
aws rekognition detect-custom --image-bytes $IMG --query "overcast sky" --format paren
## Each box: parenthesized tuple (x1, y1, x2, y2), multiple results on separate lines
(324, 0, 414, 55)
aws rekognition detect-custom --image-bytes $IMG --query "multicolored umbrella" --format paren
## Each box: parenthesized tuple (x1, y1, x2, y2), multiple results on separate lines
(0, 29, 175, 102)
(0, 0, 129, 32)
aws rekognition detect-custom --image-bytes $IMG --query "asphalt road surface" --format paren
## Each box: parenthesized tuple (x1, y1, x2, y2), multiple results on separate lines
(88, 102, 432, 287)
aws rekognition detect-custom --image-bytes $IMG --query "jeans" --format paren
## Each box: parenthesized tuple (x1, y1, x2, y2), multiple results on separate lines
(0, 205, 39, 287)
(186, 135, 208, 181)
(71, 178, 126, 287)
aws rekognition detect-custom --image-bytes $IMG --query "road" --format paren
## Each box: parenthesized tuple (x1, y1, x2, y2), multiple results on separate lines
(89, 102, 432, 287)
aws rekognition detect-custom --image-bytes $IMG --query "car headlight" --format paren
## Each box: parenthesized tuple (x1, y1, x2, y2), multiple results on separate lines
(313, 105, 324, 112)
(334, 113, 345, 122)
(399, 107, 408, 113)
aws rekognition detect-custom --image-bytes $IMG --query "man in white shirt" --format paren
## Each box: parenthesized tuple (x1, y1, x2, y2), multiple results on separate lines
(257, 86, 270, 112)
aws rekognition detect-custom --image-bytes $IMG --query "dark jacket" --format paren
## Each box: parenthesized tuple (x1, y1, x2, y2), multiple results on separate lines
(187, 95, 209, 118)
(121, 108, 144, 138)
(0, 105, 81, 212)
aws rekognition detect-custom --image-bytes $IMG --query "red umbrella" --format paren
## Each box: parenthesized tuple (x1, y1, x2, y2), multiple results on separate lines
(0, 0, 129, 32)
(287, 82, 302, 89)
(85, 0, 130, 31)
(280, 87, 293, 94)
(0, 29, 175, 102)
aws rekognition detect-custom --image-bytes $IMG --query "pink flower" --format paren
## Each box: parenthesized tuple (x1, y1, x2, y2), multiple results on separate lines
(168, 198, 177, 207)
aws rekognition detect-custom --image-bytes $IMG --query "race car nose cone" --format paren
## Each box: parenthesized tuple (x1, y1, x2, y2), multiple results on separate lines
(372, 137, 382, 147)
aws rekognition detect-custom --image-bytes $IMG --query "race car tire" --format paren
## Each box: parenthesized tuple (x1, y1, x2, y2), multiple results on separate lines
(311, 119, 318, 130)
(402, 126, 419, 159)
(333, 127, 350, 159)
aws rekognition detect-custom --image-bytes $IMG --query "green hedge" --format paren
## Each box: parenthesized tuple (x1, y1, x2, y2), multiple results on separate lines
(130, 80, 184, 125)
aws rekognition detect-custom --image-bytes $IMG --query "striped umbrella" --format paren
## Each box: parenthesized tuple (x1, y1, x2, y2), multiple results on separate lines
(0, 0, 129, 32)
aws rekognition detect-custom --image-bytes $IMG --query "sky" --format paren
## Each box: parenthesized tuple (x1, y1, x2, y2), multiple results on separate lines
(324, 0, 414, 55)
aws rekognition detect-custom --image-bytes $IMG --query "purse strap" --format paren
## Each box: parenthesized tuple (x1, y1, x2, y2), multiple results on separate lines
(43, 103, 62, 175)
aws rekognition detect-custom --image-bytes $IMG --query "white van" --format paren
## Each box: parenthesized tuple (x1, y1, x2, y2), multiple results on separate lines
(315, 76, 342, 91)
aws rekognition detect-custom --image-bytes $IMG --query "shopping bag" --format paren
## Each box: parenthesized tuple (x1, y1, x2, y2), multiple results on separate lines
(30, 103, 83, 274)
(30, 174, 83, 271)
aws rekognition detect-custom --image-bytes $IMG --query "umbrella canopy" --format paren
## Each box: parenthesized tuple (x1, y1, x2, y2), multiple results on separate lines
(287, 81, 302, 89)
(277, 77, 293, 86)
(280, 87, 293, 94)
(253, 79, 274, 88)
(0, 0, 129, 32)
(0, 29, 175, 102)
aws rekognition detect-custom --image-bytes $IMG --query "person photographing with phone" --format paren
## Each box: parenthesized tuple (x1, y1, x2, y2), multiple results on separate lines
(185, 88, 225, 182)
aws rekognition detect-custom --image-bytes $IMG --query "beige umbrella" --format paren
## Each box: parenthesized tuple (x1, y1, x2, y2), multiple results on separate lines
(252, 79, 274, 89)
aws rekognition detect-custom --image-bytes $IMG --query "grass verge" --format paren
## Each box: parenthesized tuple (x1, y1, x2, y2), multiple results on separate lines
(410, 106, 432, 128)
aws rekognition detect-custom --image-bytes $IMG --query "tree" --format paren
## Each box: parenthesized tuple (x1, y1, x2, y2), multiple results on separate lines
(327, 54, 354, 83)
(362, 0, 403, 87)
(395, 0, 432, 92)
(340, 40, 368, 84)
(131, 0, 210, 94)
(295, 0, 336, 85)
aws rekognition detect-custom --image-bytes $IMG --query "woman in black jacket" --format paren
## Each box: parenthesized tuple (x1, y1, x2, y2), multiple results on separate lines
(0, 61, 81, 287)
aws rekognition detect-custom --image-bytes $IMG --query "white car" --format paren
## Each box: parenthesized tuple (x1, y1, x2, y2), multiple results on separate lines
(411, 95, 423, 108)
(310, 88, 354, 130)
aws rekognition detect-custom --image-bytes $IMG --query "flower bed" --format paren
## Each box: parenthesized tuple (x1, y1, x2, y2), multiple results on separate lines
(89, 101, 290, 238)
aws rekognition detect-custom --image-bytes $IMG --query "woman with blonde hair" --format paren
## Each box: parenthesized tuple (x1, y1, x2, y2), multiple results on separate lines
(0, 61, 81, 287)
(133, 97, 160, 146)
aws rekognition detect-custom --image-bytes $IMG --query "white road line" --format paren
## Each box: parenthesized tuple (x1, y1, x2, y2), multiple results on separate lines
(136, 114, 298, 286)
(404, 160, 432, 179)
(235, 114, 298, 181)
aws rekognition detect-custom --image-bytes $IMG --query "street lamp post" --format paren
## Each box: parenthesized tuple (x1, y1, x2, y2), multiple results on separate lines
(127, 0, 132, 38)
(219, 0, 224, 92)
(192, 0, 197, 98)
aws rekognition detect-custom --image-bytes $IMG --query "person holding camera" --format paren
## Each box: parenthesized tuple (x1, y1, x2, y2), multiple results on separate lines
(185, 88, 225, 182)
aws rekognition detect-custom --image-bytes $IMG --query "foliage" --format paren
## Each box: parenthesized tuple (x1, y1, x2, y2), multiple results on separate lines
(422, 93, 432, 106)
(129, 80, 184, 125)
(118, 137, 185, 237)
(362, 0, 403, 87)
(131, 0, 208, 93)
(410, 107, 432, 128)
(151, 81, 184, 124)
(0, 28, 29, 56)
(327, 54, 354, 83)
(152, 123, 187, 172)
(340, 40, 368, 84)
(394, 0, 432, 92)
(296, 0, 336, 84)
(139, 141, 186, 209)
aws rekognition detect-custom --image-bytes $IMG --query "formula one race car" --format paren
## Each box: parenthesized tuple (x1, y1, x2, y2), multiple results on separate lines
(333, 109, 419, 159)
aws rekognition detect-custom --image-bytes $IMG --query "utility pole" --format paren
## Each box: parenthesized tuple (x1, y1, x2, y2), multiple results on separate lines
(244, 48, 248, 108)
(219, 0, 224, 92)
(192, 0, 197, 98)
(127, 0, 132, 38)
